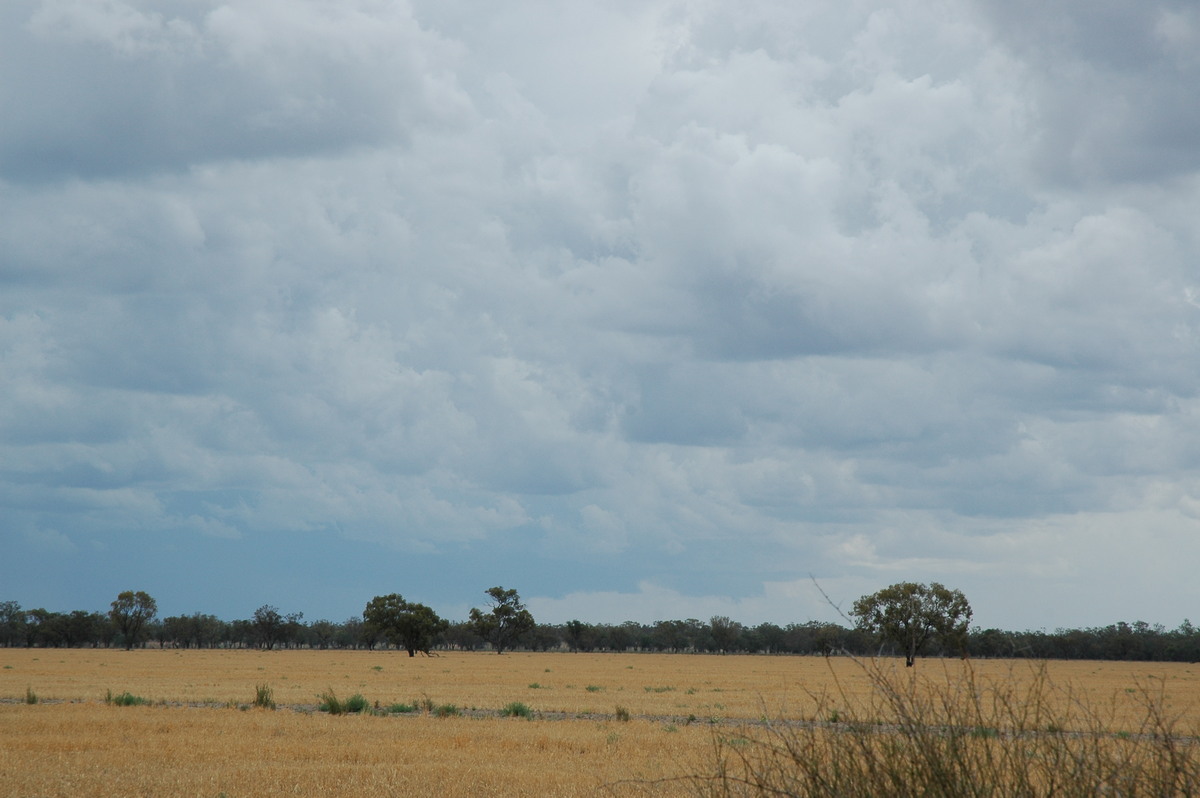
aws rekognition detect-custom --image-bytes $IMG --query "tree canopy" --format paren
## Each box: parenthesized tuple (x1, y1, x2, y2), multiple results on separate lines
(469, 586, 535, 654)
(363, 593, 448, 656)
(109, 590, 158, 650)
(852, 581, 972, 666)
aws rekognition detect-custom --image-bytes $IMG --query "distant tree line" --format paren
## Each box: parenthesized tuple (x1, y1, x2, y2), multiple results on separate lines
(3, 591, 1199, 662)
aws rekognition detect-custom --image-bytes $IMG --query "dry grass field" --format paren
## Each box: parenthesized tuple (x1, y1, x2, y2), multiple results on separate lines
(3, 650, 1200, 796)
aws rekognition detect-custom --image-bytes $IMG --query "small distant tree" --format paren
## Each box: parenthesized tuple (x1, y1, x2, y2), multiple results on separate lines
(710, 615, 744, 653)
(852, 582, 972, 667)
(0, 601, 25, 647)
(469, 586, 535, 654)
(61, 610, 100, 647)
(310, 619, 338, 650)
(565, 619, 590, 652)
(109, 590, 158, 650)
(363, 594, 448, 656)
(282, 611, 306, 649)
(252, 605, 285, 650)
(338, 616, 369, 649)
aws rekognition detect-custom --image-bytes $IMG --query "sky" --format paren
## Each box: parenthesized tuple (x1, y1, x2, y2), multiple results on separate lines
(3, 0, 1200, 633)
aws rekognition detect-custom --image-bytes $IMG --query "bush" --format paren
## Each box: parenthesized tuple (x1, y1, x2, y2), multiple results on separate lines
(105, 690, 148, 706)
(343, 693, 369, 714)
(692, 659, 1200, 797)
(501, 701, 533, 719)
(433, 703, 460, 718)
(24, 686, 37, 705)
(388, 701, 420, 714)
(253, 684, 276, 710)
(317, 689, 367, 714)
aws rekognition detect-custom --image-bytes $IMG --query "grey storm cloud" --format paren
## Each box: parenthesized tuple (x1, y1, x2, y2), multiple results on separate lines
(0, 0, 467, 181)
(2, 0, 1200, 629)
(976, 0, 1200, 184)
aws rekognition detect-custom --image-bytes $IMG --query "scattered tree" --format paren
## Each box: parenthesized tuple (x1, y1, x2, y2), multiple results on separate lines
(109, 590, 158, 650)
(363, 594, 448, 656)
(310, 619, 338, 650)
(469, 586, 535, 654)
(252, 605, 284, 650)
(710, 615, 744, 653)
(852, 581, 972, 667)
(0, 601, 25, 647)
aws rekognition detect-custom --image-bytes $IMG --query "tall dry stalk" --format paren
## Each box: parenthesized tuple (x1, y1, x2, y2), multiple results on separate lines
(689, 658, 1200, 798)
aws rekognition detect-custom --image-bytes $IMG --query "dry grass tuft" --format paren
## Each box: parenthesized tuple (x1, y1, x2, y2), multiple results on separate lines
(679, 658, 1200, 798)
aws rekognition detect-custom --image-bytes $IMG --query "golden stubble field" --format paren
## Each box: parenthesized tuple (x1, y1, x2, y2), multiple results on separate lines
(3, 649, 1200, 797)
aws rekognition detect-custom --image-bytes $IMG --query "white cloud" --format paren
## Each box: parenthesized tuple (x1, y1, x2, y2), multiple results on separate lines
(3, 0, 1200, 629)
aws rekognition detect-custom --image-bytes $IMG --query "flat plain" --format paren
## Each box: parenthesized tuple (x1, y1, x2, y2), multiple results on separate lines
(3, 649, 1199, 797)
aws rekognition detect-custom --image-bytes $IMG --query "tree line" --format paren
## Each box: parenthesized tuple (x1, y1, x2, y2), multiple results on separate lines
(2, 584, 1199, 663)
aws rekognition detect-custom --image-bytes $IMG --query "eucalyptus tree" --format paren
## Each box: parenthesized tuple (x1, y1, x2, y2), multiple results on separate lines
(469, 586, 535, 654)
(109, 590, 158, 650)
(852, 582, 972, 667)
(363, 594, 448, 656)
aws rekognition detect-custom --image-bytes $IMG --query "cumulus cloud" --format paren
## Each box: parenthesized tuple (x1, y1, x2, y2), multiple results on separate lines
(3, 0, 1200, 628)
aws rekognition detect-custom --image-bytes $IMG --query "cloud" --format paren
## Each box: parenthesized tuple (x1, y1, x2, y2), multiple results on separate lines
(23, 526, 78, 554)
(974, 0, 1200, 185)
(3, 0, 1200, 629)
(0, 0, 469, 181)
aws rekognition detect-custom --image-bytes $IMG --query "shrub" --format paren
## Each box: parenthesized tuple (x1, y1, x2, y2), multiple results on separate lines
(614, 705, 631, 722)
(253, 684, 276, 710)
(433, 703, 459, 718)
(693, 659, 1200, 797)
(501, 701, 534, 719)
(105, 690, 147, 706)
(318, 690, 369, 714)
(317, 689, 344, 714)
(24, 686, 37, 705)
(388, 702, 420, 714)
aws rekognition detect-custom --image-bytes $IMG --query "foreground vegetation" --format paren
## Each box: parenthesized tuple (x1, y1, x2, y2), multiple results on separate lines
(689, 659, 1200, 797)
(2, 650, 1199, 796)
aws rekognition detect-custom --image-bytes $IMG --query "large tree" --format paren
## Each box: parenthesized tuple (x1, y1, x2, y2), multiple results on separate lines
(851, 582, 972, 667)
(469, 586, 535, 654)
(109, 590, 158, 650)
(362, 594, 448, 656)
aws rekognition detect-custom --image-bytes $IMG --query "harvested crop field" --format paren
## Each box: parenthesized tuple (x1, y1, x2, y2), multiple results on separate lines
(3, 650, 1200, 796)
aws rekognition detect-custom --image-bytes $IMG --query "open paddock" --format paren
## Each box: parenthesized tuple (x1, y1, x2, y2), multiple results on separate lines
(3, 650, 1199, 796)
